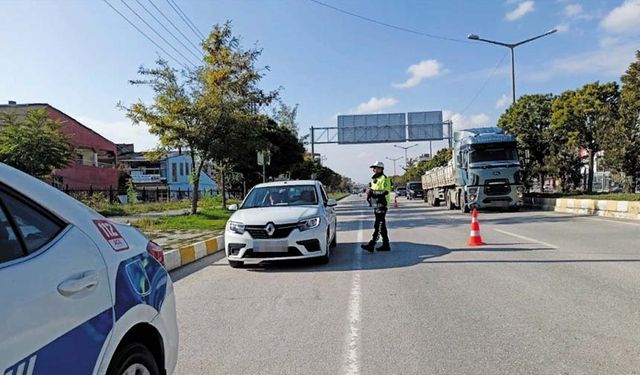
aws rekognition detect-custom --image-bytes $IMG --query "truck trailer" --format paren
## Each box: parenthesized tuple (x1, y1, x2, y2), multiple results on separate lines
(421, 127, 524, 212)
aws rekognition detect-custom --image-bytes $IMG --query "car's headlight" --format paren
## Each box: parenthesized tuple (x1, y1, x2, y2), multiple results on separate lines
(516, 186, 524, 198)
(298, 217, 321, 231)
(468, 187, 479, 194)
(227, 221, 245, 234)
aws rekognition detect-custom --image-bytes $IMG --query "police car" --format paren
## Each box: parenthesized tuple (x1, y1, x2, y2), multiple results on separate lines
(0, 163, 178, 375)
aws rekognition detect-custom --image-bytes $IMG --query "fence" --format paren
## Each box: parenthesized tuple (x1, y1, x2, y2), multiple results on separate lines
(58, 185, 231, 204)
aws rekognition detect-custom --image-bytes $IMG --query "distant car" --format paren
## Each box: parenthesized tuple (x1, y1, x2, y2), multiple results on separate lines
(225, 180, 337, 268)
(0, 163, 178, 375)
(406, 181, 423, 200)
(395, 187, 407, 197)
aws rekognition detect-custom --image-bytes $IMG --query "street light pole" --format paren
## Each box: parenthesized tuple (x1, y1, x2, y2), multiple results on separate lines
(467, 29, 557, 104)
(394, 144, 419, 168)
(386, 156, 403, 176)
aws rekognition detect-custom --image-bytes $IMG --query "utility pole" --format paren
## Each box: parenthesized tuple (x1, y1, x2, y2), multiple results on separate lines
(386, 156, 403, 176)
(394, 143, 419, 169)
(467, 29, 557, 104)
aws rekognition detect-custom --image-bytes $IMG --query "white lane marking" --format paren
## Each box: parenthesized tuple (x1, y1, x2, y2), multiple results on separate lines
(493, 228, 558, 249)
(342, 203, 365, 375)
(579, 216, 640, 227)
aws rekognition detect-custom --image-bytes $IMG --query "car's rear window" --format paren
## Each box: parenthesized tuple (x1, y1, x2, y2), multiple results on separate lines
(242, 185, 318, 208)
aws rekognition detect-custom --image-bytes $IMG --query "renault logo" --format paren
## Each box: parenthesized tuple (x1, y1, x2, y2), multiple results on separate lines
(265, 223, 276, 237)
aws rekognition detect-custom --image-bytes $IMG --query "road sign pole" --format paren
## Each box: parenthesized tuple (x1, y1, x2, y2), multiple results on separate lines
(311, 126, 315, 161)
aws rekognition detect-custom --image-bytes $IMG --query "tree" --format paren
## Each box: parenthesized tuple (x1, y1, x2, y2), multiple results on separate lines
(498, 94, 554, 190)
(199, 22, 278, 207)
(550, 82, 620, 193)
(393, 148, 452, 186)
(272, 100, 300, 137)
(619, 50, 640, 188)
(0, 108, 74, 178)
(123, 22, 276, 213)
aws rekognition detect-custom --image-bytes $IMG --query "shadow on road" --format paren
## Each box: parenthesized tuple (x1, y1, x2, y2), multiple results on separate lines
(241, 241, 559, 273)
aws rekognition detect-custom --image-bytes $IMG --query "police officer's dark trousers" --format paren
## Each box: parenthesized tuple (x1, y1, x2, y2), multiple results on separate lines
(371, 207, 389, 244)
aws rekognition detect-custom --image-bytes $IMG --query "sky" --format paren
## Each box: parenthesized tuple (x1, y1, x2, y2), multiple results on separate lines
(1, 0, 639, 183)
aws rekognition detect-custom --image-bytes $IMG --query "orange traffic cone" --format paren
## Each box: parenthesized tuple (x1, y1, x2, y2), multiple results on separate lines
(393, 196, 399, 208)
(467, 208, 484, 246)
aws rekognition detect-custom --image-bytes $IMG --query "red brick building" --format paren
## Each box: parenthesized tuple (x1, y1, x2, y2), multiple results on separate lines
(0, 102, 119, 190)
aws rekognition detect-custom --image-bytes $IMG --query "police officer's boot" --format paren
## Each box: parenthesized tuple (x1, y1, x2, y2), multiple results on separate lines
(361, 241, 375, 253)
(376, 242, 391, 251)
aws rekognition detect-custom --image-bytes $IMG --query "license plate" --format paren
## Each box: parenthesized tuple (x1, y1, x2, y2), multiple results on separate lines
(253, 240, 288, 253)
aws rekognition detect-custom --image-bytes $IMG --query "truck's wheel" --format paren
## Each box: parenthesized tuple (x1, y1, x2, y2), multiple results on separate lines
(459, 193, 470, 213)
(446, 191, 456, 210)
(433, 197, 440, 207)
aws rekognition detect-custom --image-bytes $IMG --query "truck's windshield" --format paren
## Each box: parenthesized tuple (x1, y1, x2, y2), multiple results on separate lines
(470, 146, 518, 163)
(409, 183, 421, 190)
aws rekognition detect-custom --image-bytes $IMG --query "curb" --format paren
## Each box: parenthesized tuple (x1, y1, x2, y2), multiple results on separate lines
(164, 235, 225, 271)
(524, 197, 640, 221)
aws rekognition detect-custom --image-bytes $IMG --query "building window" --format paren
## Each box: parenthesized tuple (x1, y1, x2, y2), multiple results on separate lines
(172, 163, 177, 182)
(186, 164, 190, 177)
(179, 163, 184, 176)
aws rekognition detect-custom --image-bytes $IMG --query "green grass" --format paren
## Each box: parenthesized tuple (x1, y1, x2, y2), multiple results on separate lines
(526, 192, 640, 201)
(96, 196, 239, 217)
(129, 197, 240, 231)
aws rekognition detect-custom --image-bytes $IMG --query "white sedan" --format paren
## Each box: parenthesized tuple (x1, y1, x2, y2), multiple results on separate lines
(225, 180, 338, 268)
(0, 163, 178, 375)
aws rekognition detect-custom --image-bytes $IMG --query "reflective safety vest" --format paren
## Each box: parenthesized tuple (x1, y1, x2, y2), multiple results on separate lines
(371, 174, 392, 206)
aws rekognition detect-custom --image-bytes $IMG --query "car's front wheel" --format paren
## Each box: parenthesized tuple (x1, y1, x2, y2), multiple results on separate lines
(107, 342, 159, 375)
(318, 230, 331, 264)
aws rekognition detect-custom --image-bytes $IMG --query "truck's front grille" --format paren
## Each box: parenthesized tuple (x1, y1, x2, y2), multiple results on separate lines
(484, 179, 511, 196)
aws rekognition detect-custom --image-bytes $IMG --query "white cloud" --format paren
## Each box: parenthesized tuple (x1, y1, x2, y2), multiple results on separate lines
(471, 114, 491, 126)
(393, 59, 443, 89)
(75, 116, 160, 151)
(443, 111, 492, 130)
(505, 1, 535, 21)
(496, 94, 511, 109)
(555, 23, 570, 33)
(525, 40, 639, 81)
(353, 97, 399, 114)
(564, 3, 583, 17)
(601, 0, 640, 33)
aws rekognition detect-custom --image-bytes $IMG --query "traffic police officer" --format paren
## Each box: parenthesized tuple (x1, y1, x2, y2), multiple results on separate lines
(361, 161, 392, 252)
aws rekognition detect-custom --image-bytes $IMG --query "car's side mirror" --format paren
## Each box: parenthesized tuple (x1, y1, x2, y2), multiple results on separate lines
(326, 199, 338, 207)
(227, 204, 238, 211)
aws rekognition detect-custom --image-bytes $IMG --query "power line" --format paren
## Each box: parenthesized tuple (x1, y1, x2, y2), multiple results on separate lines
(308, 0, 471, 44)
(147, 0, 202, 54)
(119, 0, 198, 67)
(134, 0, 202, 61)
(102, 0, 191, 69)
(165, 0, 206, 41)
(168, 0, 206, 40)
(460, 51, 508, 115)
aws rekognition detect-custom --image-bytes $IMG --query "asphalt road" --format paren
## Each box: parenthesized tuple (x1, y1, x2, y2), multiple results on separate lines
(171, 195, 640, 374)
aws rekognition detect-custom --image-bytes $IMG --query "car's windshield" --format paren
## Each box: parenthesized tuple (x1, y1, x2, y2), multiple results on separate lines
(241, 185, 318, 208)
(470, 145, 518, 163)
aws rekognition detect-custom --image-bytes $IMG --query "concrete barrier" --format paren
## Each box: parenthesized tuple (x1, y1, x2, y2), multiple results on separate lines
(524, 197, 640, 221)
(164, 235, 225, 271)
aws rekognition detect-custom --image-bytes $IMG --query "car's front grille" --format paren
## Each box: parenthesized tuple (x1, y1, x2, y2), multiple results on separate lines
(245, 224, 297, 239)
(242, 247, 302, 258)
(484, 179, 511, 196)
